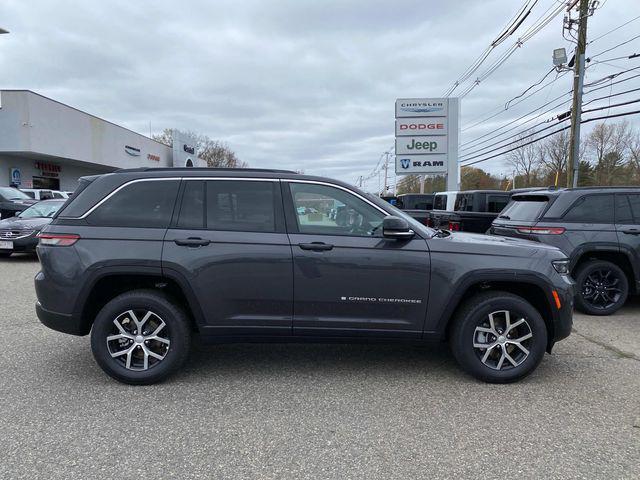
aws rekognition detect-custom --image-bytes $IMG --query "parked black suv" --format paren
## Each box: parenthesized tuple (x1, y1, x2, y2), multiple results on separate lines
(35, 168, 573, 384)
(490, 187, 640, 315)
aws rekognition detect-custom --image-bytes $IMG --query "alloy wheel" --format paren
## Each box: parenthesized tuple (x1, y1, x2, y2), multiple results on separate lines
(472, 310, 533, 370)
(106, 309, 171, 371)
(581, 268, 623, 311)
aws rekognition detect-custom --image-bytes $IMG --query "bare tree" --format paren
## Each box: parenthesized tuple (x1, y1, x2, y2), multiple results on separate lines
(586, 121, 632, 185)
(628, 128, 640, 182)
(539, 130, 570, 185)
(152, 128, 247, 168)
(507, 132, 543, 187)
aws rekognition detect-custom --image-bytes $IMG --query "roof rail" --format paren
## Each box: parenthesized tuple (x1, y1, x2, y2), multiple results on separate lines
(115, 167, 299, 174)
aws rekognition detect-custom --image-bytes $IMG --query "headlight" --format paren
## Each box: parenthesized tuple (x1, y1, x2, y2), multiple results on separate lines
(552, 259, 570, 275)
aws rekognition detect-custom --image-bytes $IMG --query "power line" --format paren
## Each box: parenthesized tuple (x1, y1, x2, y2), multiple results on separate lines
(462, 69, 640, 152)
(460, 108, 640, 167)
(443, 0, 539, 96)
(462, 71, 571, 133)
(456, 0, 567, 99)
(588, 14, 640, 44)
(460, 96, 640, 163)
(590, 32, 640, 60)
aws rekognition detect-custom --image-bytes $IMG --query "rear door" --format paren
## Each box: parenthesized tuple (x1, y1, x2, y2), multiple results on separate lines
(615, 193, 640, 283)
(283, 180, 430, 338)
(162, 178, 293, 336)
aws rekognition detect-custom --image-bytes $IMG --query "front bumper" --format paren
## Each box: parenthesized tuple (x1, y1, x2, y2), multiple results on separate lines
(547, 278, 574, 350)
(0, 233, 39, 253)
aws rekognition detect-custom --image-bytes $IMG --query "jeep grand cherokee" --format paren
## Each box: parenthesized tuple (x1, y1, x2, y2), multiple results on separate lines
(35, 168, 573, 384)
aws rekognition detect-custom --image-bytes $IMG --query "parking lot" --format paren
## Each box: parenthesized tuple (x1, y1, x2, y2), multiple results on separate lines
(0, 254, 638, 479)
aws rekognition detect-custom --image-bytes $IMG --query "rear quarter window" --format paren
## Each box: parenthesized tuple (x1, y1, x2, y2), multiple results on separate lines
(87, 180, 180, 228)
(499, 196, 549, 221)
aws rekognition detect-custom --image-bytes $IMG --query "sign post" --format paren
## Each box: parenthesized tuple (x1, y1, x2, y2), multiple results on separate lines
(395, 97, 459, 191)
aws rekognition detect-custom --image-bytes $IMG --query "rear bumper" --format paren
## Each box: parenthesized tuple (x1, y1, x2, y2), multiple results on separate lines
(36, 301, 86, 336)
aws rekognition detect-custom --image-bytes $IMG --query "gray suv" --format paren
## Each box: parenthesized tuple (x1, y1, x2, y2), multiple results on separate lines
(490, 187, 640, 316)
(35, 168, 574, 384)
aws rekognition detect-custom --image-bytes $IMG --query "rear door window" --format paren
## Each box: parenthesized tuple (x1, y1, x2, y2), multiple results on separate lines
(499, 197, 549, 221)
(88, 180, 179, 228)
(563, 194, 614, 224)
(206, 180, 277, 232)
(616, 194, 640, 224)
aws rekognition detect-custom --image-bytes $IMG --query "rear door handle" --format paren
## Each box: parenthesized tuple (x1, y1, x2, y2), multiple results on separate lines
(299, 242, 334, 251)
(174, 237, 211, 247)
(621, 229, 640, 235)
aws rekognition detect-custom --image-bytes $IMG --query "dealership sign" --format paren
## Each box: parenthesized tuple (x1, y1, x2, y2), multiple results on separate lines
(395, 97, 459, 183)
(396, 118, 447, 136)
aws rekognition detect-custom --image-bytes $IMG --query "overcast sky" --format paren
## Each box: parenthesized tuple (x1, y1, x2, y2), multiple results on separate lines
(2, 0, 639, 191)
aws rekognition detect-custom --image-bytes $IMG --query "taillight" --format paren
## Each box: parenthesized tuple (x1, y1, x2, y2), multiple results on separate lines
(515, 226, 565, 235)
(37, 233, 80, 246)
(448, 221, 460, 231)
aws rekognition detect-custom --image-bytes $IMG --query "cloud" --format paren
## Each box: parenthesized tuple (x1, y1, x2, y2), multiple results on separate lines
(1, 0, 638, 189)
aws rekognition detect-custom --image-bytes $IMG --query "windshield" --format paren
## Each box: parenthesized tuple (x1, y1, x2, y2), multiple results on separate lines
(499, 196, 549, 221)
(18, 201, 65, 218)
(0, 187, 31, 201)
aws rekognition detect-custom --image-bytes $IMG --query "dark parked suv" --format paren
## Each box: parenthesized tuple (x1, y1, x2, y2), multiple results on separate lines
(490, 187, 640, 315)
(35, 168, 573, 384)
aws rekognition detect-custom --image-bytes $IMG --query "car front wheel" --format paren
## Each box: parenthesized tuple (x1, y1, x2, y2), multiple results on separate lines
(90, 289, 191, 385)
(574, 260, 628, 316)
(449, 291, 548, 383)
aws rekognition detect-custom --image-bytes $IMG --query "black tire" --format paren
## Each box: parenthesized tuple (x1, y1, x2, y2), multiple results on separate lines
(574, 260, 628, 316)
(449, 291, 548, 384)
(90, 289, 191, 385)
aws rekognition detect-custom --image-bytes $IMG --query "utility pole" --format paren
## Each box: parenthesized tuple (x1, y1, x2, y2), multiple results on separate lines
(567, 0, 589, 188)
(382, 152, 389, 195)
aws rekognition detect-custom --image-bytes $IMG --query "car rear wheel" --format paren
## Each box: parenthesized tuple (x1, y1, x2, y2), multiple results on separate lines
(574, 260, 628, 316)
(449, 291, 548, 383)
(90, 289, 191, 385)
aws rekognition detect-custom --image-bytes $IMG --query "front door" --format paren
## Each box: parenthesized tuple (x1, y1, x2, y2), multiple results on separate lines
(283, 181, 430, 338)
(162, 178, 293, 336)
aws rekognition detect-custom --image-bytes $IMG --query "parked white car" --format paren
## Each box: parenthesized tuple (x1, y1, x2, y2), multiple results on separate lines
(20, 189, 69, 200)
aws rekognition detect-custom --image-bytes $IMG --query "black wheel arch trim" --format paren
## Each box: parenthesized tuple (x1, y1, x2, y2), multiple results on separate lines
(570, 243, 639, 286)
(72, 265, 207, 334)
(429, 269, 567, 342)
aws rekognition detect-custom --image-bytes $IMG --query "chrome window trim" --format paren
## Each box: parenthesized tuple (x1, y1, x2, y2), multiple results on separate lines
(76, 176, 280, 219)
(283, 179, 389, 216)
(77, 177, 181, 219)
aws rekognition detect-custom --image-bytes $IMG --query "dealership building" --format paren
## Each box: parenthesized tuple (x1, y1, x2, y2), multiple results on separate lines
(0, 90, 204, 191)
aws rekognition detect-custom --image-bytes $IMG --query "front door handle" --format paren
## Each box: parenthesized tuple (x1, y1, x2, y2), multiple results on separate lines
(621, 229, 640, 235)
(299, 242, 334, 251)
(174, 237, 211, 247)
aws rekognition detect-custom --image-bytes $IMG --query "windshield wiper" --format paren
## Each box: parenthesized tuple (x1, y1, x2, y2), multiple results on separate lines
(432, 228, 450, 238)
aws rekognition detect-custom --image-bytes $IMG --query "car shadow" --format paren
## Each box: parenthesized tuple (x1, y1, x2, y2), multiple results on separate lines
(180, 341, 458, 381)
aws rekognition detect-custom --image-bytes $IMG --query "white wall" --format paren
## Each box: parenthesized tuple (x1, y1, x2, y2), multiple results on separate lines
(0, 90, 172, 170)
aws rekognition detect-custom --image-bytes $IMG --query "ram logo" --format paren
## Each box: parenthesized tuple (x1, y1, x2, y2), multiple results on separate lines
(400, 158, 410, 169)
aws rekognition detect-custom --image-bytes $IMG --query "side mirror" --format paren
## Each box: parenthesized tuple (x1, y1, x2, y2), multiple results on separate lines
(382, 215, 414, 239)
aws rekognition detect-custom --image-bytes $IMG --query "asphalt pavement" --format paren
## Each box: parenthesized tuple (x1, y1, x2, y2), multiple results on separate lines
(0, 254, 638, 479)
